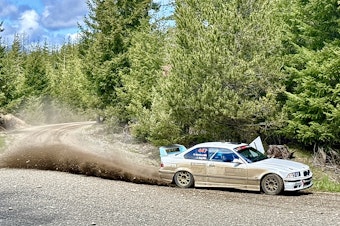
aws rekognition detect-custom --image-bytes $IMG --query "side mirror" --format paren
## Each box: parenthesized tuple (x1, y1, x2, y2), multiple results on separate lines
(232, 158, 243, 164)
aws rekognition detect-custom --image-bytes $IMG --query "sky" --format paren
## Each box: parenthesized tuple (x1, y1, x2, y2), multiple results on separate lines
(0, 0, 89, 46)
(0, 0, 174, 47)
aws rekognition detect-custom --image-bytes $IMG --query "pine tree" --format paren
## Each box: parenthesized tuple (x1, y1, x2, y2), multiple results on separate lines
(283, 0, 340, 147)
(80, 0, 153, 115)
(284, 43, 340, 145)
(117, 18, 167, 121)
(0, 35, 25, 112)
(0, 22, 6, 111)
(22, 45, 49, 97)
(48, 42, 95, 109)
(145, 0, 285, 144)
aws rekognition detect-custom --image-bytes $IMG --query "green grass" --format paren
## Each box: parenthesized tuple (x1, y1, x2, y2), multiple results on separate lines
(312, 175, 340, 192)
(291, 147, 340, 193)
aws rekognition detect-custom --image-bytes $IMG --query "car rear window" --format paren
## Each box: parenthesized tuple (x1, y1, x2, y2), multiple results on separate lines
(184, 148, 208, 160)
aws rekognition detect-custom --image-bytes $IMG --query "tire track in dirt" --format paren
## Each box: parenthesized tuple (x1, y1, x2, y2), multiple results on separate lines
(0, 122, 166, 185)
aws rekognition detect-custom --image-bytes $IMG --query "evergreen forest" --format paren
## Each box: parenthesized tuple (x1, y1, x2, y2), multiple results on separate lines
(1, 0, 339, 152)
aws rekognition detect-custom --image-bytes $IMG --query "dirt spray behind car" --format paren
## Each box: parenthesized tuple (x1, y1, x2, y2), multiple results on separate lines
(0, 144, 167, 185)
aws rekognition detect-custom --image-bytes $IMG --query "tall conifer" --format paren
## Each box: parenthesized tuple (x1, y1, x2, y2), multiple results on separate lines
(80, 0, 153, 114)
(283, 0, 340, 147)
(146, 0, 285, 144)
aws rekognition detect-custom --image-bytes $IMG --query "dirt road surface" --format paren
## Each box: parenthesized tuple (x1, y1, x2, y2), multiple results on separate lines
(0, 122, 339, 226)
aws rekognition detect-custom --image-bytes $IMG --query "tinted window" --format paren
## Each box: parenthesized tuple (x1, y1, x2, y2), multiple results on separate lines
(184, 148, 208, 160)
(208, 147, 219, 159)
(210, 148, 239, 162)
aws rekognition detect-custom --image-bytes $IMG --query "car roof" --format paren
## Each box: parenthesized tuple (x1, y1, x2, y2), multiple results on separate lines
(190, 142, 247, 150)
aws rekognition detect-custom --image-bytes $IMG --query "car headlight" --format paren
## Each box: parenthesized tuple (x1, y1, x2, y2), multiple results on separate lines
(286, 172, 301, 178)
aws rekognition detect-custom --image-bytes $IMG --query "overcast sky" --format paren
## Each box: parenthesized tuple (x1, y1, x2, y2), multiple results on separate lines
(0, 0, 88, 46)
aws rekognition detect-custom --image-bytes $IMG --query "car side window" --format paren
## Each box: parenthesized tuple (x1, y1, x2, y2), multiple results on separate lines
(208, 147, 219, 159)
(184, 148, 208, 160)
(211, 150, 223, 161)
(210, 149, 239, 162)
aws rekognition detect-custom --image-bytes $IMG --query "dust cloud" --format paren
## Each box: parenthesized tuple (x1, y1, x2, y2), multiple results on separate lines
(0, 125, 168, 186)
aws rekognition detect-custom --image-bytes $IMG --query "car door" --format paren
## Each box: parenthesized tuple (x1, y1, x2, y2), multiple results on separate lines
(206, 149, 247, 189)
(181, 147, 209, 185)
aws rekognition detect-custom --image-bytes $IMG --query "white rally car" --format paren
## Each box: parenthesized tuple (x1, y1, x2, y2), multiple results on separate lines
(159, 141, 313, 195)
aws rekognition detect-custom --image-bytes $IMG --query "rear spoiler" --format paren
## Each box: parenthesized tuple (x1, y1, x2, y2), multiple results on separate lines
(159, 144, 187, 157)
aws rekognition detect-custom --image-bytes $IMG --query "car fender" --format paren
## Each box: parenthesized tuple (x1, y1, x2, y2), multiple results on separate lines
(258, 169, 285, 182)
(247, 165, 285, 182)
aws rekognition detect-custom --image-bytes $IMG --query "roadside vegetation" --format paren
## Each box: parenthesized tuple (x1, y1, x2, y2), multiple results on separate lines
(0, 0, 339, 191)
(312, 173, 340, 192)
(292, 148, 340, 192)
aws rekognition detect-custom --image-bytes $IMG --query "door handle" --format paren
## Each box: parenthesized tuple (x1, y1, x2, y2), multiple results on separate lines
(208, 164, 215, 167)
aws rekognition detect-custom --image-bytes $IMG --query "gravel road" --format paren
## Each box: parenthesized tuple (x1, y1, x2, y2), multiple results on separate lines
(1, 169, 340, 226)
(0, 122, 339, 226)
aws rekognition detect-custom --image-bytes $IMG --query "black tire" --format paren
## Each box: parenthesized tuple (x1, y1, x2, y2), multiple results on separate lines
(261, 174, 284, 195)
(174, 171, 194, 188)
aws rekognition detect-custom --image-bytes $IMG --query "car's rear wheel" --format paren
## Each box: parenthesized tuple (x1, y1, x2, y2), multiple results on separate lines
(261, 174, 284, 195)
(174, 171, 194, 188)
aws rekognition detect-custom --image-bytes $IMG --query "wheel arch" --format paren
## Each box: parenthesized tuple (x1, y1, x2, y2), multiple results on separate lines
(173, 167, 195, 178)
(259, 170, 285, 186)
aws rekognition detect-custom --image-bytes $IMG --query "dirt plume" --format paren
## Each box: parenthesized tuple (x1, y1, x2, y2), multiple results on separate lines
(0, 144, 166, 185)
(0, 122, 168, 186)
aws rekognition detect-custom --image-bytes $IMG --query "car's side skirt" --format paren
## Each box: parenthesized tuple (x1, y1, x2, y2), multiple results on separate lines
(160, 170, 261, 191)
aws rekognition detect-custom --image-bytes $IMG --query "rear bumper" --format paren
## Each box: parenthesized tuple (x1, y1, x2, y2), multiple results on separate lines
(284, 176, 313, 191)
(159, 170, 174, 183)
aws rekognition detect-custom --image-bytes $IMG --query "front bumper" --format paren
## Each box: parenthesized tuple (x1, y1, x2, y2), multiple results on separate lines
(284, 176, 313, 191)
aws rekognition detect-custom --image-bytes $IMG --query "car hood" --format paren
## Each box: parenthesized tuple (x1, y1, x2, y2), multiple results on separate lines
(252, 158, 309, 172)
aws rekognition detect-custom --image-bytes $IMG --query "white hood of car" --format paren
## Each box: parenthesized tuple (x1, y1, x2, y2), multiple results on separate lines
(252, 158, 309, 172)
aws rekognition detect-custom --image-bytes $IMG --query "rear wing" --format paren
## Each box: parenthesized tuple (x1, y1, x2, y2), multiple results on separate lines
(159, 144, 187, 157)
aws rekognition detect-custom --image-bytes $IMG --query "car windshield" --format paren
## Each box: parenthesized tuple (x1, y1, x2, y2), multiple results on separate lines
(235, 146, 268, 163)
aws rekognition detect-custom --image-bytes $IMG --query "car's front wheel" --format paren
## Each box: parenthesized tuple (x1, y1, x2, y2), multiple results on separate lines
(174, 171, 194, 188)
(261, 174, 284, 195)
